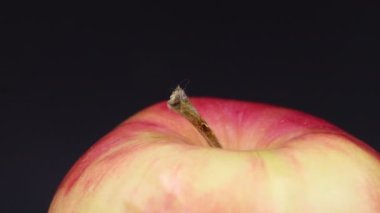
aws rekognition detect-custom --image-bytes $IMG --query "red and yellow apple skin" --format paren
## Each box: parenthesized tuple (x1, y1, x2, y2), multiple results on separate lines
(49, 98, 380, 212)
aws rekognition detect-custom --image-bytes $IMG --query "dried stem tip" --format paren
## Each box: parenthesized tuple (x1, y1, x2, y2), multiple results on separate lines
(167, 86, 222, 148)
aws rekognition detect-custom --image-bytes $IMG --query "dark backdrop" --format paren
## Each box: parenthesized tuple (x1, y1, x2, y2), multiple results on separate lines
(2, 3, 379, 212)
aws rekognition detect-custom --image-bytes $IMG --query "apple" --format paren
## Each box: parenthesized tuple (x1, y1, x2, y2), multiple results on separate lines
(49, 87, 380, 212)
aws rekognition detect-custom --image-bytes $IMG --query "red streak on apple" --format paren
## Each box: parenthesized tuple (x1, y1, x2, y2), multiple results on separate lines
(62, 121, 174, 194)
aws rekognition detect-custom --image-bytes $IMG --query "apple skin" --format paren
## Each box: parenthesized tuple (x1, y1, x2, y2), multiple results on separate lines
(49, 98, 380, 212)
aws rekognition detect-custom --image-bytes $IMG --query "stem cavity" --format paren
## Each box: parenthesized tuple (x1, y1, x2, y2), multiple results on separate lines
(167, 86, 222, 148)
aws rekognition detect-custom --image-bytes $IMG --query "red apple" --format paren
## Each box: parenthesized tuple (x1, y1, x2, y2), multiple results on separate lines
(49, 88, 380, 212)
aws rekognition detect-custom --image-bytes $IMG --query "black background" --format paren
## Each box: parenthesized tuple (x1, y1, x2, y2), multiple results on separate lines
(1, 2, 380, 212)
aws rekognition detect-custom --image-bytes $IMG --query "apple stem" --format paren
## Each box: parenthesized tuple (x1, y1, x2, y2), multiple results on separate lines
(167, 86, 222, 148)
